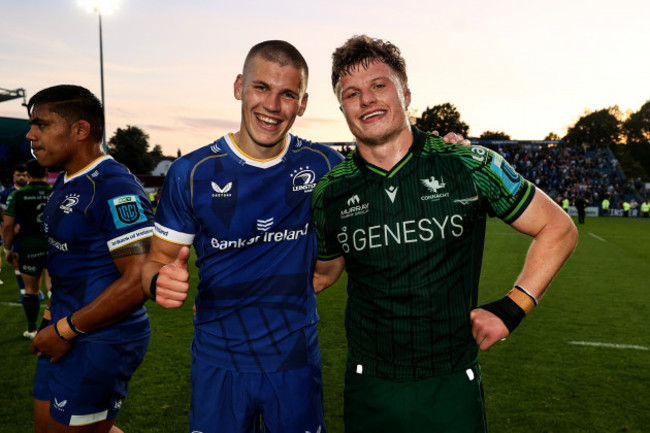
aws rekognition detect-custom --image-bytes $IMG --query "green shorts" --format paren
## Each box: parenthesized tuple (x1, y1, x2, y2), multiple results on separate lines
(344, 360, 487, 433)
(18, 247, 47, 276)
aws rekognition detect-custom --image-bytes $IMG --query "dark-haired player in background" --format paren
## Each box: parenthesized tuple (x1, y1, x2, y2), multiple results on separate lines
(1, 163, 28, 298)
(3, 159, 52, 340)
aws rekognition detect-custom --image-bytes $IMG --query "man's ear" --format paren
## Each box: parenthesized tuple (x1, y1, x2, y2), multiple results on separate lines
(403, 86, 411, 110)
(297, 93, 309, 117)
(234, 74, 244, 101)
(71, 120, 92, 140)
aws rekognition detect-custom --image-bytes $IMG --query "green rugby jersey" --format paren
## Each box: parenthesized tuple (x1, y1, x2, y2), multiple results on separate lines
(4, 181, 52, 248)
(311, 127, 535, 381)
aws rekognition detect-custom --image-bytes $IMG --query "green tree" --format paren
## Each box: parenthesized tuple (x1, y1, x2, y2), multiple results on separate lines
(619, 100, 650, 179)
(544, 132, 561, 141)
(564, 106, 622, 147)
(479, 131, 511, 140)
(622, 100, 650, 145)
(414, 103, 469, 137)
(108, 125, 156, 174)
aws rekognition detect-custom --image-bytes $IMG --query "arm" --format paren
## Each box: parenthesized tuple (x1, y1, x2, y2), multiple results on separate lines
(31, 237, 153, 362)
(471, 190, 578, 350)
(313, 256, 346, 294)
(141, 236, 190, 309)
(2, 214, 19, 268)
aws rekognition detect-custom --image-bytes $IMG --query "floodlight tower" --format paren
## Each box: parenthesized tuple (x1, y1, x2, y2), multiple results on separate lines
(0, 88, 27, 105)
(79, 0, 119, 151)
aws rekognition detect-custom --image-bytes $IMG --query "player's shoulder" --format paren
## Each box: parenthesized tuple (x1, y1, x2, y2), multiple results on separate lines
(0, 186, 15, 202)
(290, 134, 345, 162)
(168, 139, 227, 173)
(313, 151, 358, 196)
(80, 157, 145, 195)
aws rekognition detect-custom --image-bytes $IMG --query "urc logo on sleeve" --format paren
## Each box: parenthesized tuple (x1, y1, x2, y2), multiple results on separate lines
(108, 195, 147, 228)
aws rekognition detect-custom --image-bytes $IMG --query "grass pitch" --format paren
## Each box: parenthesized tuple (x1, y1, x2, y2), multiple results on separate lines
(1, 216, 648, 432)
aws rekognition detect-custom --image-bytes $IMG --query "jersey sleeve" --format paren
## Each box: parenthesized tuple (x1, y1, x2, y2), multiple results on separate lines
(153, 158, 197, 246)
(94, 173, 154, 252)
(3, 189, 18, 217)
(458, 145, 536, 224)
(311, 173, 344, 261)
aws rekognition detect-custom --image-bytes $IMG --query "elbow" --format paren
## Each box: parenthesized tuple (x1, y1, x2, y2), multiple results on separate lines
(563, 219, 579, 253)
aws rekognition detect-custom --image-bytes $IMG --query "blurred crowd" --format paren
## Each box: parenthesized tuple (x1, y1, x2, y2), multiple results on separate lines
(490, 145, 645, 209)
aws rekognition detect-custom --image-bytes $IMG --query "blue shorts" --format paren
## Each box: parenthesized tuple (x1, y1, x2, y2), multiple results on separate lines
(189, 356, 326, 433)
(33, 333, 149, 426)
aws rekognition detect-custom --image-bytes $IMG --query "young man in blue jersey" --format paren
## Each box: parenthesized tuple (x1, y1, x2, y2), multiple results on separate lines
(141, 40, 343, 433)
(27, 85, 154, 433)
(312, 35, 578, 432)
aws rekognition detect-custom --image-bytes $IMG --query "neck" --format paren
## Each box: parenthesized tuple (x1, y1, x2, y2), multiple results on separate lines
(356, 125, 413, 171)
(232, 131, 285, 161)
(65, 145, 105, 175)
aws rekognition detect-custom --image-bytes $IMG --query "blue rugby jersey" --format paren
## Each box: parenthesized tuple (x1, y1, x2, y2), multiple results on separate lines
(43, 156, 153, 340)
(154, 133, 343, 372)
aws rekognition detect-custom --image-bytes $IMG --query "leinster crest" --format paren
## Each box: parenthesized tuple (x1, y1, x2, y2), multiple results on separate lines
(109, 195, 147, 229)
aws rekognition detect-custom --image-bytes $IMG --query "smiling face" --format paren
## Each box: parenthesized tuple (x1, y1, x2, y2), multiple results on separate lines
(234, 55, 308, 159)
(337, 60, 411, 148)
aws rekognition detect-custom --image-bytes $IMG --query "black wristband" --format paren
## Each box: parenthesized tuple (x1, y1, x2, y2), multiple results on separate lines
(67, 314, 85, 335)
(479, 296, 526, 333)
(150, 273, 160, 301)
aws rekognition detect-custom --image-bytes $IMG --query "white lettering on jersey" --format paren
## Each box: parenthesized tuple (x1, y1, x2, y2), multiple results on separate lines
(337, 215, 464, 252)
(210, 223, 310, 251)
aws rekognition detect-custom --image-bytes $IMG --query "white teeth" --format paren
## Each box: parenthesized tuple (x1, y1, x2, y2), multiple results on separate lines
(258, 114, 279, 125)
(362, 110, 384, 120)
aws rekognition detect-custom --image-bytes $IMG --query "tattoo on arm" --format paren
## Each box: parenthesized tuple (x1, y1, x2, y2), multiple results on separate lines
(111, 237, 152, 260)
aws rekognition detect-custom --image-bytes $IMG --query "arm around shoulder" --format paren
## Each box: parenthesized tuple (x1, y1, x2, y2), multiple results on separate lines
(313, 256, 346, 294)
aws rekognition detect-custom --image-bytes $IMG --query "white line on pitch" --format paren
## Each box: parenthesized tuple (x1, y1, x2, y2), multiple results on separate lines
(0, 301, 23, 307)
(569, 341, 650, 351)
(588, 232, 607, 242)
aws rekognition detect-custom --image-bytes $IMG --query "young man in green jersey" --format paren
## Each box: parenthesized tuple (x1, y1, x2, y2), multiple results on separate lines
(311, 35, 578, 432)
(3, 159, 52, 339)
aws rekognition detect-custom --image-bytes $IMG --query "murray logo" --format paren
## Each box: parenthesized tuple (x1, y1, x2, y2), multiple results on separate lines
(385, 185, 398, 203)
(291, 167, 316, 193)
(421, 176, 450, 201)
(60, 194, 80, 214)
(347, 195, 360, 206)
(341, 195, 369, 219)
(257, 217, 274, 232)
(109, 195, 146, 229)
(211, 181, 233, 197)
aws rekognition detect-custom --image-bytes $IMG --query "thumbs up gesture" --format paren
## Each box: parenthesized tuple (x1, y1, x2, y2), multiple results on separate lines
(154, 246, 191, 309)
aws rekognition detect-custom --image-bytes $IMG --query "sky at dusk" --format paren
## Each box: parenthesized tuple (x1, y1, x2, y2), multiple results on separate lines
(1, 0, 649, 156)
